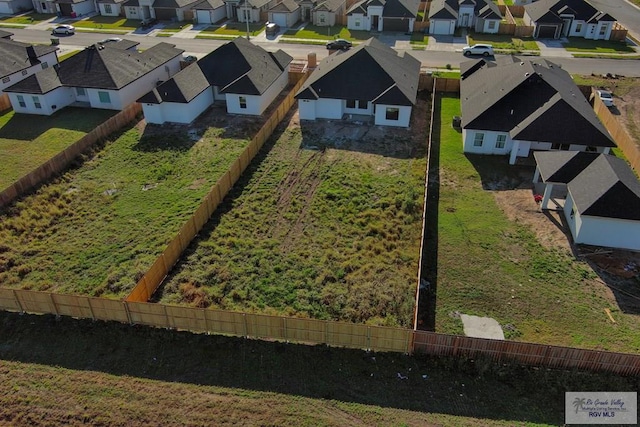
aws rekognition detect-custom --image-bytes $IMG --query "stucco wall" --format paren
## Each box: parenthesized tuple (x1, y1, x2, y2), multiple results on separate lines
(374, 104, 411, 127)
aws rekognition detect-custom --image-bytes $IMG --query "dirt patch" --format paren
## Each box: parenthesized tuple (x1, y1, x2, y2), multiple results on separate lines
(606, 80, 640, 145)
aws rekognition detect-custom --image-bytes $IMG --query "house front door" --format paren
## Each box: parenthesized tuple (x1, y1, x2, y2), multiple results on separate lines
(372, 15, 378, 30)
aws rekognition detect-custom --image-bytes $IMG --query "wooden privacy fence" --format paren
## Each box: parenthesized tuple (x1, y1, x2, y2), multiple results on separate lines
(593, 88, 640, 173)
(0, 287, 412, 353)
(413, 331, 640, 376)
(0, 93, 11, 112)
(126, 74, 309, 303)
(0, 103, 142, 209)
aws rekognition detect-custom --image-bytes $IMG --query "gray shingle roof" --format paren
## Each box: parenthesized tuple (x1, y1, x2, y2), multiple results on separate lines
(0, 30, 14, 39)
(269, 0, 299, 12)
(429, 0, 500, 20)
(153, 0, 200, 8)
(138, 63, 210, 103)
(0, 38, 58, 79)
(428, 0, 457, 20)
(525, 0, 615, 23)
(4, 65, 63, 94)
(295, 37, 419, 106)
(313, 0, 344, 12)
(382, 0, 419, 18)
(346, 0, 367, 14)
(196, 37, 292, 95)
(192, 0, 225, 9)
(460, 57, 615, 148)
(534, 151, 600, 184)
(568, 155, 640, 220)
(7, 41, 183, 91)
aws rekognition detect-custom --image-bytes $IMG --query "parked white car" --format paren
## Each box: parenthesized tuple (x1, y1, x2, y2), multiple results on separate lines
(462, 44, 494, 57)
(596, 90, 614, 107)
(51, 24, 75, 35)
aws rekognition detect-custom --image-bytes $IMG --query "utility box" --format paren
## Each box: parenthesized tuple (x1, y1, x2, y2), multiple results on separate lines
(452, 116, 461, 128)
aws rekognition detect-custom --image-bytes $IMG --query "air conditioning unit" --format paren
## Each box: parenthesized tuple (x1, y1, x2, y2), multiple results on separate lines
(452, 116, 461, 128)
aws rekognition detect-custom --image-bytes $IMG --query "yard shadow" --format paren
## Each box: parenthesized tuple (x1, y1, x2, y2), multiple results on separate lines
(465, 153, 536, 191)
(0, 108, 115, 141)
(298, 94, 430, 160)
(2, 309, 636, 425)
(133, 126, 198, 152)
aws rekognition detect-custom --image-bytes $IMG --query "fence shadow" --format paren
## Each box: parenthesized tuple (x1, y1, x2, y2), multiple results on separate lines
(2, 309, 628, 426)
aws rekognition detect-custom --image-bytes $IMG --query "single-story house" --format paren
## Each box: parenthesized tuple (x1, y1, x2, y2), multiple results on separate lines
(32, 0, 57, 13)
(96, 0, 128, 16)
(139, 37, 292, 123)
(346, 0, 383, 32)
(524, 0, 616, 40)
(229, 0, 275, 22)
(123, 0, 198, 21)
(347, 0, 419, 32)
(5, 40, 184, 115)
(428, 0, 502, 35)
(0, 38, 58, 92)
(54, 0, 97, 16)
(268, 0, 299, 28)
(311, 0, 345, 26)
(192, 0, 226, 24)
(295, 37, 420, 127)
(0, 0, 32, 14)
(460, 56, 615, 164)
(534, 151, 640, 251)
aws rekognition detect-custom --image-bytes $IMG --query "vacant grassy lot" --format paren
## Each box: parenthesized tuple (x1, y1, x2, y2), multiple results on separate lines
(434, 94, 640, 353)
(70, 16, 138, 30)
(283, 25, 370, 41)
(156, 103, 429, 327)
(1, 310, 637, 426)
(0, 107, 261, 297)
(0, 108, 114, 190)
(468, 34, 538, 52)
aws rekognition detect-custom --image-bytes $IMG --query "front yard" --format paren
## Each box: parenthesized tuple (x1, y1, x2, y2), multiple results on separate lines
(155, 99, 430, 327)
(468, 33, 539, 52)
(0, 13, 53, 24)
(435, 94, 640, 353)
(0, 108, 115, 190)
(70, 16, 139, 30)
(282, 25, 371, 41)
(0, 106, 266, 297)
(198, 23, 265, 37)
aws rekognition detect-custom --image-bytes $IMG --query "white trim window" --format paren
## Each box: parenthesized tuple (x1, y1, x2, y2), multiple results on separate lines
(473, 132, 484, 147)
(98, 91, 111, 103)
(32, 96, 42, 109)
(495, 134, 506, 149)
(385, 107, 399, 120)
(17, 95, 26, 108)
(239, 96, 247, 109)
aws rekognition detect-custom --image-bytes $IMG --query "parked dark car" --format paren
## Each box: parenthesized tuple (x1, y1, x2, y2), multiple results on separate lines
(265, 22, 280, 36)
(326, 39, 352, 50)
(140, 17, 157, 29)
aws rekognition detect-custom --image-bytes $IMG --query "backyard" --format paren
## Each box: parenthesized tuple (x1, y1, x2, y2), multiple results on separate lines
(154, 98, 430, 327)
(434, 94, 640, 353)
(0, 104, 271, 297)
(0, 108, 114, 190)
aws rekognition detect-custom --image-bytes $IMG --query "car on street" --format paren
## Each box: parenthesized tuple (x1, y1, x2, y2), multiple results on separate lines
(265, 22, 280, 37)
(326, 39, 352, 50)
(51, 24, 75, 35)
(99, 37, 123, 44)
(596, 89, 614, 107)
(462, 44, 494, 57)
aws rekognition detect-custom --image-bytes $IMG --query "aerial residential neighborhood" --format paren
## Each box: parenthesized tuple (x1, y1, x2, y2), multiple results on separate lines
(0, 0, 640, 424)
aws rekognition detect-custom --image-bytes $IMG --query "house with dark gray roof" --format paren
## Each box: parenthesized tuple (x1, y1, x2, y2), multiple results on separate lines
(0, 30, 13, 39)
(122, 0, 199, 22)
(139, 37, 292, 124)
(295, 37, 420, 127)
(0, 0, 32, 15)
(347, 0, 420, 32)
(224, 0, 278, 22)
(4, 40, 183, 116)
(0, 38, 59, 93)
(523, 0, 616, 39)
(192, 0, 227, 24)
(533, 152, 640, 250)
(460, 56, 615, 164)
(54, 0, 97, 17)
(96, 0, 129, 17)
(268, 0, 300, 28)
(427, 0, 502, 35)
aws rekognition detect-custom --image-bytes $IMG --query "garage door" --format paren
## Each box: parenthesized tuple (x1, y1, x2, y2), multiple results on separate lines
(58, 3, 73, 16)
(536, 25, 558, 39)
(155, 8, 177, 20)
(272, 12, 288, 27)
(383, 18, 409, 32)
(196, 10, 211, 24)
(430, 20, 452, 35)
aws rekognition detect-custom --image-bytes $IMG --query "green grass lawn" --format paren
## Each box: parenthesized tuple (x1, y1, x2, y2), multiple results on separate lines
(562, 38, 636, 54)
(200, 23, 264, 36)
(0, 13, 54, 24)
(57, 50, 80, 61)
(0, 108, 114, 190)
(434, 94, 640, 353)
(468, 34, 539, 51)
(156, 22, 189, 35)
(283, 25, 370, 41)
(156, 112, 428, 327)
(70, 16, 139, 30)
(0, 115, 256, 297)
(410, 32, 428, 47)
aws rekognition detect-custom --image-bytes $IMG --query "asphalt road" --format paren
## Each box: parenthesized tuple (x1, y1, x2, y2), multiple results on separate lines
(7, 27, 640, 77)
(587, 0, 640, 40)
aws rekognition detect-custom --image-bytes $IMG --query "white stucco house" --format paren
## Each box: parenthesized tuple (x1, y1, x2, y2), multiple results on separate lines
(295, 37, 420, 128)
(96, 0, 128, 16)
(0, 38, 58, 93)
(428, 0, 502, 35)
(533, 151, 640, 251)
(0, 0, 32, 14)
(32, 0, 56, 13)
(524, 0, 617, 40)
(122, 0, 198, 21)
(227, 0, 276, 22)
(5, 40, 183, 115)
(53, 0, 97, 16)
(139, 37, 292, 124)
(460, 56, 615, 164)
(347, 0, 419, 32)
(192, 0, 226, 24)
(268, 0, 299, 28)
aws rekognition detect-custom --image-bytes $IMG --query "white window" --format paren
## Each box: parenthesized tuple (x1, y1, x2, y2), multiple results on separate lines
(495, 134, 506, 149)
(385, 107, 399, 120)
(76, 87, 86, 96)
(488, 21, 496, 30)
(346, 99, 366, 109)
(32, 96, 41, 109)
(129, 7, 137, 14)
(104, 3, 112, 13)
(239, 96, 247, 109)
(355, 19, 360, 27)
(599, 25, 607, 36)
(473, 132, 484, 147)
(575, 23, 582, 32)
(98, 91, 111, 103)
(319, 14, 325, 24)
(17, 95, 26, 108)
